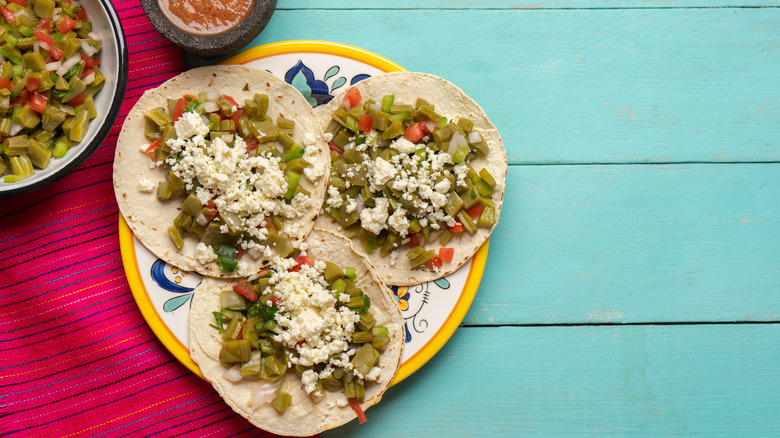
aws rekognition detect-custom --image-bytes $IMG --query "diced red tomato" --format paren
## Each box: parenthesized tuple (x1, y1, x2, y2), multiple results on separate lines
(48, 44, 63, 60)
(257, 267, 270, 277)
(236, 246, 243, 259)
(74, 5, 88, 20)
(65, 92, 85, 106)
(426, 256, 443, 269)
(26, 77, 39, 92)
(405, 122, 425, 142)
(58, 15, 75, 34)
(421, 120, 437, 134)
(235, 320, 247, 340)
(29, 92, 47, 113)
(244, 134, 258, 153)
(205, 199, 217, 209)
(7, 0, 27, 7)
(172, 97, 186, 122)
(466, 204, 483, 221)
(36, 18, 50, 34)
(261, 216, 275, 229)
(145, 138, 161, 160)
(342, 87, 361, 110)
(229, 109, 243, 130)
(81, 67, 93, 79)
(408, 233, 422, 247)
(439, 247, 455, 263)
(290, 256, 315, 272)
(328, 142, 344, 155)
(447, 220, 464, 233)
(81, 53, 95, 69)
(34, 29, 53, 46)
(10, 90, 29, 107)
(93, 55, 101, 67)
(0, 78, 11, 91)
(222, 94, 238, 108)
(233, 280, 258, 302)
(348, 399, 367, 424)
(0, 7, 14, 24)
(269, 295, 281, 307)
(358, 114, 373, 132)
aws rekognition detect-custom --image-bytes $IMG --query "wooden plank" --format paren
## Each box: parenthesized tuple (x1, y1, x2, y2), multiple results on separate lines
(280, 0, 780, 9)
(253, 8, 780, 164)
(464, 163, 780, 325)
(321, 324, 780, 437)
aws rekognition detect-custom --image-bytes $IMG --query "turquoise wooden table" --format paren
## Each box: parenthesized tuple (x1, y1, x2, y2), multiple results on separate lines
(228, 1, 780, 435)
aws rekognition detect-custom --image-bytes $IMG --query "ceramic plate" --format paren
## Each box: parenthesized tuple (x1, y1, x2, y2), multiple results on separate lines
(119, 40, 488, 384)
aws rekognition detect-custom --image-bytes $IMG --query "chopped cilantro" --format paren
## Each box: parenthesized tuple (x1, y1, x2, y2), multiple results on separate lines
(209, 311, 225, 333)
(212, 244, 238, 272)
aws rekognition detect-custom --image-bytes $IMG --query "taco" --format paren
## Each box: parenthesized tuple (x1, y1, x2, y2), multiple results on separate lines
(114, 65, 329, 277)
(314, 72, 507, 285)
(189, 229, 404, 436)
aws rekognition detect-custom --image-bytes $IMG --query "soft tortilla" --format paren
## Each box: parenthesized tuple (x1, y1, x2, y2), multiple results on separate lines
(314, 72, 507, 286)
(114, 65, 329, 278)
(189, 229, 404, 436)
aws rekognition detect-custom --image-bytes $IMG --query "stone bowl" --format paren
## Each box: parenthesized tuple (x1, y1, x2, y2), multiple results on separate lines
(140, 0, 277, 58)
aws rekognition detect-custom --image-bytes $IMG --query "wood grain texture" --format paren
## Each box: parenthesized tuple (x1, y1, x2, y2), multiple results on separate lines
(253, 8, 780, 164)
(279, 0, 780, 9)
(321, 325, 780, 437)
(468, 163, 780, 325)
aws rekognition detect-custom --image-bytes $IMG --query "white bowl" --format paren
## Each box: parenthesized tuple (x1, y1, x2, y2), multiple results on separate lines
(0, 0, 128, 197)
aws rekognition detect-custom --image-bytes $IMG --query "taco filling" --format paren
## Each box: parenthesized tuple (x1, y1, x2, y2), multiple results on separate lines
(140, 92, 323, 273)
(209, 255, 391, 414)
(322, 87, 499, 270)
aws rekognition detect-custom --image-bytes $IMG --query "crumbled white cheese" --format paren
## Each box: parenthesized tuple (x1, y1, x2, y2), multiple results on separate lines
(370, 157, 396, 189)
(326, 185, 343, 209)
(365, 366, 381, 382)
(268, 257, 360, 375)
(359, 198, 390, 235)
(388, 207, 410, 237)
(391, 137, 418, 154)
(158, 110, 313, 259)
(195, 242, 217, 264)
(138, 177, 155, 193)
(174, 111, 209, 139)
(301, 369, 321, 397)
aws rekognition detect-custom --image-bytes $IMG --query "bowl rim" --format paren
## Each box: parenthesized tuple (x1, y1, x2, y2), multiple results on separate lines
(0, 0, 129, 198)
(140, 0, 276, 58)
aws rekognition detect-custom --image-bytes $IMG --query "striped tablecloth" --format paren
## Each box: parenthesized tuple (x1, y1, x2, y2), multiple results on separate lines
(0, 2, 282, 436)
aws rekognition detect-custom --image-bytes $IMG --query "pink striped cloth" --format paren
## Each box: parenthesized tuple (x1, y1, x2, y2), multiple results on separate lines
(0, 2, 291, 436)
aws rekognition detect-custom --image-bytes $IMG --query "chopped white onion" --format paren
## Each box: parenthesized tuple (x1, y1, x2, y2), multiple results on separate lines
(247, 247, 261, 260)
(355, 194, 365, 215)
(0, 53, 5, 64)
(56, 53, 81, 76)
(205, 89, 218, 102)
(33, 42, 39, 53)
(468, 131, 482, 144)
(251, 383, 278, 407)
(83, 71, 95, 85)
(448, 132, 467, 156)
(39, 41, 51, 52)
(222, 365, 243, 383)
(195, 213, 208, 226)
(81, 40, 98, 58)
(200, 115, 210, 126)
(45, 60, 61, 72)
(9, 122, 24, 136)
(201, 101, 218, 113)
(369, 103, 380, 112)
(87, 31, 102, 42)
